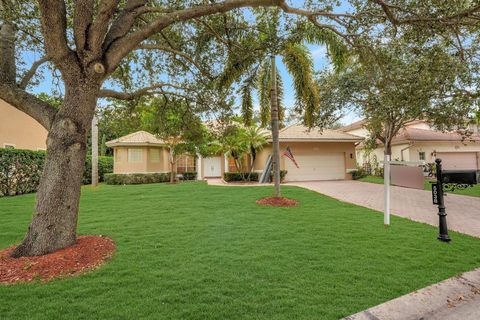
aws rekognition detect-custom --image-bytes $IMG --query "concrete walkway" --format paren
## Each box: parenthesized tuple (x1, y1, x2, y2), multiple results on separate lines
(343, 267, 480, 320)
(287, 180, 480, 238)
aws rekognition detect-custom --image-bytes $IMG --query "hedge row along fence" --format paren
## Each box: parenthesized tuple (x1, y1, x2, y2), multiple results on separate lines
(0, 149, 113, 197)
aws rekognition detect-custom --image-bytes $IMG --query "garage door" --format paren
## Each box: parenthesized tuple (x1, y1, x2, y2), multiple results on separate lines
(284, 153, 345, 182)
(436, 152, 478, 170)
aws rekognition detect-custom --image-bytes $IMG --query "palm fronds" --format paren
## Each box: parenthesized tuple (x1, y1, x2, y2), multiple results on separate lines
(282, 42, 320, 127)
(241, 85, 253, 126)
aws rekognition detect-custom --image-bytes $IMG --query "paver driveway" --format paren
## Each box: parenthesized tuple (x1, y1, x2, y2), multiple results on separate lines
(287, 180, 480, 238)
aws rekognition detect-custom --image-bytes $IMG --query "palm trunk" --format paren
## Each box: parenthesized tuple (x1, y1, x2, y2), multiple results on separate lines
(11, 80, 99, 257)
(270, 55, 281, 197)
(91, 116, 99, 186)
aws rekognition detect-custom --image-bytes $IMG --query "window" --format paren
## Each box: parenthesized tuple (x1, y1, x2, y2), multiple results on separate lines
(128, 148, 143, 163)
(3, 144, 15, 149)
(177, 155, 196, 173)
(149, 149, 161, 163)
(419, 152, 426, 161)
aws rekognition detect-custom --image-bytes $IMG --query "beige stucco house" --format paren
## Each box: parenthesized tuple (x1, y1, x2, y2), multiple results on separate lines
(107, 125, 363, 182)
(0, 98, 48, 150)
(341, 119, 480, 170)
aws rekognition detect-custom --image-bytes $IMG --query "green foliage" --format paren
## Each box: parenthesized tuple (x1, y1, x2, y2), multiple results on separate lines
(351, 167, 367, 180)
(181, 172, 197, 181)
(0, 149, 45, 197)
(270, 169, 288, 182)
(83, 156, 114, 185)
(104, 173, 170, 185)
(241, 85, 253, 126)
(0, 149, 113, 197)
(224, 172, 259, 182)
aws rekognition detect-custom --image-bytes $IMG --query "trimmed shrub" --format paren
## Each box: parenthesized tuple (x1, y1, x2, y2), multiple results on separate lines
(104, 173, 170, 185)
(83, 156, 114, 184)
(0, 148, 113, 197)
(351, 167, 367, 180)
(269, 170, 288, 182)
(0, 149, 45, 196)
(224, 172, 259, 182)
(181, 172, 197, 181)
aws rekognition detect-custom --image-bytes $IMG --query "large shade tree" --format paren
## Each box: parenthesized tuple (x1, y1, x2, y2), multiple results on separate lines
(1, 0, 479, 257)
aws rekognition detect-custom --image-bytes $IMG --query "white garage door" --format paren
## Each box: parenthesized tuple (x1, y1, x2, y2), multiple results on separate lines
(436, 152, 478, 170)
(284, 153, 345, 182)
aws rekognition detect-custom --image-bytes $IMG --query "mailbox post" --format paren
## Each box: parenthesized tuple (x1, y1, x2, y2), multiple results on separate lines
(432, 158, 478, 242)
(434, 159, 450, 242)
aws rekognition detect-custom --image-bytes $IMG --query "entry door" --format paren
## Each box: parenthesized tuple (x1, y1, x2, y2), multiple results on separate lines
(203, 157, 222, 177)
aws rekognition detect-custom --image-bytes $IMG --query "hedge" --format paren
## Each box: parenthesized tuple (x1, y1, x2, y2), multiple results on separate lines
(181, 172, 197, 181)
(0, 148, 113, 197)
(0, 149, 45, 197)
(224, 172, 259, 182)
(105, 173, 170, 185)
(83, 155, 114, 184)
(271, 170, 288, 182)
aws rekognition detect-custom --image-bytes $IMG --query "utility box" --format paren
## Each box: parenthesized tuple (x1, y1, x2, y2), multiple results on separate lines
(442, 170, 478, 185)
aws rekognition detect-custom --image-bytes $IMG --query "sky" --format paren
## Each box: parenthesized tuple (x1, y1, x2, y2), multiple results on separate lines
(25, 0, 362, 126)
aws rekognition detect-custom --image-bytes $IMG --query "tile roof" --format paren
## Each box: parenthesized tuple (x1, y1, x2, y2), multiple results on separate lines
(393, 127, 480, 143)
(277, 124, 364, 142)
(106, 131, 166, 147)
(339, 119, 367, 132)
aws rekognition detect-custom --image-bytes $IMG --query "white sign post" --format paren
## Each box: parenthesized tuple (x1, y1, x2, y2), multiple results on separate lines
(384, 155, 391, 226)
(91, 116, 99, 187)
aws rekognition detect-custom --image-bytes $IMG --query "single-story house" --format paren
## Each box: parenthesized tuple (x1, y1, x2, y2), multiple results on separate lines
(0, 98, 48, 150)
(106, 124, 363, 182)
(341, 119, 480, 170)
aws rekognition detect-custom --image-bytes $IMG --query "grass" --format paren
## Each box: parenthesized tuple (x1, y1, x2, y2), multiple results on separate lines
(359, 175, 480, 197)
(1, 182, 480, 320)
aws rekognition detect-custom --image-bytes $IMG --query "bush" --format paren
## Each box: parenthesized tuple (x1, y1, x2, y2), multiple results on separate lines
(351, 167, 367, 180)
(224, 172, 259, 182)
(181, 172, 197, 181)
(105, 173, 170, 185)
(269, 170, 288, 182)
(0, 148, 113, 197)
(83, 156, 114, 184)
(0, 149, 45, 196)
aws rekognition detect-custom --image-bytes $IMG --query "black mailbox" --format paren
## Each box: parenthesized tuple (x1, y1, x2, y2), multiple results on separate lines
(442, 170, 478, 185)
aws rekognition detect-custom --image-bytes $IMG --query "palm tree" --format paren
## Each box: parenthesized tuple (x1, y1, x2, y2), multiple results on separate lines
(218, 9, 347, 196)
(244, 126, 269, 173)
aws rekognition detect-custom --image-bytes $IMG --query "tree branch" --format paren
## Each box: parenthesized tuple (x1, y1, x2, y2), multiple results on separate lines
(0, 83, 57, 130)
(73, 0, 94, 55)
(37, 0, 75, 70)
(19, 56, 49, 89)
(137, 44, 213, 79)
(88, 0, 120, 55)
(104, 0, 283, 73)
(99, 83, 196, 100)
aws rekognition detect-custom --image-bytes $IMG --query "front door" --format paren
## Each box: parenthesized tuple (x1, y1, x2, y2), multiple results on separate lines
(203, 157, 222, 177)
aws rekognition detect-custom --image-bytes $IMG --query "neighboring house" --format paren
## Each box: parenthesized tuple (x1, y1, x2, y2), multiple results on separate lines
(105, 131, 196, 175)
(341, 119, 480, 170)
(107, 124, 363, 182)
(0, 98, 48, 150)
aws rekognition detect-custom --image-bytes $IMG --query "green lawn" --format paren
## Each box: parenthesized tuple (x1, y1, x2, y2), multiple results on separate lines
(1, 182, 480, 320)
(359, 175, 480, 197)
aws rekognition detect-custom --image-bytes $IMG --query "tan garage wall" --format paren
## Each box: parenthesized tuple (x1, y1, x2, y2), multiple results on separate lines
(0, 98, 48, 150)
(409, 141, 480, 166)
(254, 141, 357, 180)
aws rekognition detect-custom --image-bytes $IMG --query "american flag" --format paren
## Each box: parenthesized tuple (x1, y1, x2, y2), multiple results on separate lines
(283, 146, 299, 168)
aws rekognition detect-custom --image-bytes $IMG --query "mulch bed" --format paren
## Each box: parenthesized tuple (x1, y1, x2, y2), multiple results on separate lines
(0, 235, 115, 285)
(256, 197, 299, 207)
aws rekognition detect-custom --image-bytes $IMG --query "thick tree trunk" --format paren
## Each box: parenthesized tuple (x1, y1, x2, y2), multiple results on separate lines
(11, 80, 99, 257)
(0, 23, 16, 84)
(270, 55, 281, 197)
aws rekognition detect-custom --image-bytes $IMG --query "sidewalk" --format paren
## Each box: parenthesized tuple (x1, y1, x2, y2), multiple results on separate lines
(343, 268, 480, 320)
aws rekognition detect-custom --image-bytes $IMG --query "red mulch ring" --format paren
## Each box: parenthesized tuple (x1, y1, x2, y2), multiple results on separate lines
(256, 197, 299, 207)
(0, 235, 115, 285)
